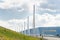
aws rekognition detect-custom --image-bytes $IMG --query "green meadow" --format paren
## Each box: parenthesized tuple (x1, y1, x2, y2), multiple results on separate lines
(0, 26, 42, 40)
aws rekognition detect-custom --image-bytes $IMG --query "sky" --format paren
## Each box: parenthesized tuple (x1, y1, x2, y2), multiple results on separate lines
(0, 0, 60, 32)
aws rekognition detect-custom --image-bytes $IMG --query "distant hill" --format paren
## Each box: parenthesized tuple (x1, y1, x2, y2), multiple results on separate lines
(23, 27, 60, 36)
(0, 26, 41, 40)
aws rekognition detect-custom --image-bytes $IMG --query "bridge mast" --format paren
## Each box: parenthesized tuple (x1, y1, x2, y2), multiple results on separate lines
(33, 5, 36, 36)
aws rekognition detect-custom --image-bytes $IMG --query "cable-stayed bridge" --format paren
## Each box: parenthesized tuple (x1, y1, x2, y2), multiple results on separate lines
(21, 27, 60, 37)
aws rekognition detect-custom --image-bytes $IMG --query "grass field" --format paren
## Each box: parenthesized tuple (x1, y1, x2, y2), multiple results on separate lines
(0, 26, 42, 40)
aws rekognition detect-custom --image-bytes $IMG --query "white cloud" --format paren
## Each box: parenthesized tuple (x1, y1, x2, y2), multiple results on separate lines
(0, 0, 47, 13)
(8, 19, 24, 23)
(35, 13, 60, 27)
(0, 0, 60, 32)
(18, 8, 24, 12)
(28, 13, 60, 28)
(0, 13, 59, 32)
(0, 13, 60, 32)
(0, 0, 25, 9)
(27, 0, 47, 13)
(0, 20, 10, 27)
(39, 8, 57, 12)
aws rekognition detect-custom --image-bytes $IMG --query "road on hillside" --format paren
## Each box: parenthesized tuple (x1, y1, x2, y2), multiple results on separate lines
(43, 36, 60, 40)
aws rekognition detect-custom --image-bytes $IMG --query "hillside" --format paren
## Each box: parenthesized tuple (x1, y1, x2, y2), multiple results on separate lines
(0, 26, 42, 40)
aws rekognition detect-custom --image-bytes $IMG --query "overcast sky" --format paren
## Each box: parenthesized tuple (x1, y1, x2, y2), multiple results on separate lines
(0, 0, 60, 32)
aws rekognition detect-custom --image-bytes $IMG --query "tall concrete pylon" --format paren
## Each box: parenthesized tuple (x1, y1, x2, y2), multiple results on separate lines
(27, 16, 30, 35)
(33, 5, 36, 36)
(24, 21, 26, 35)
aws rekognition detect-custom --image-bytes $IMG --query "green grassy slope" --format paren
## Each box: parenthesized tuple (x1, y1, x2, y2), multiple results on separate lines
(0, 26, 42, 40)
